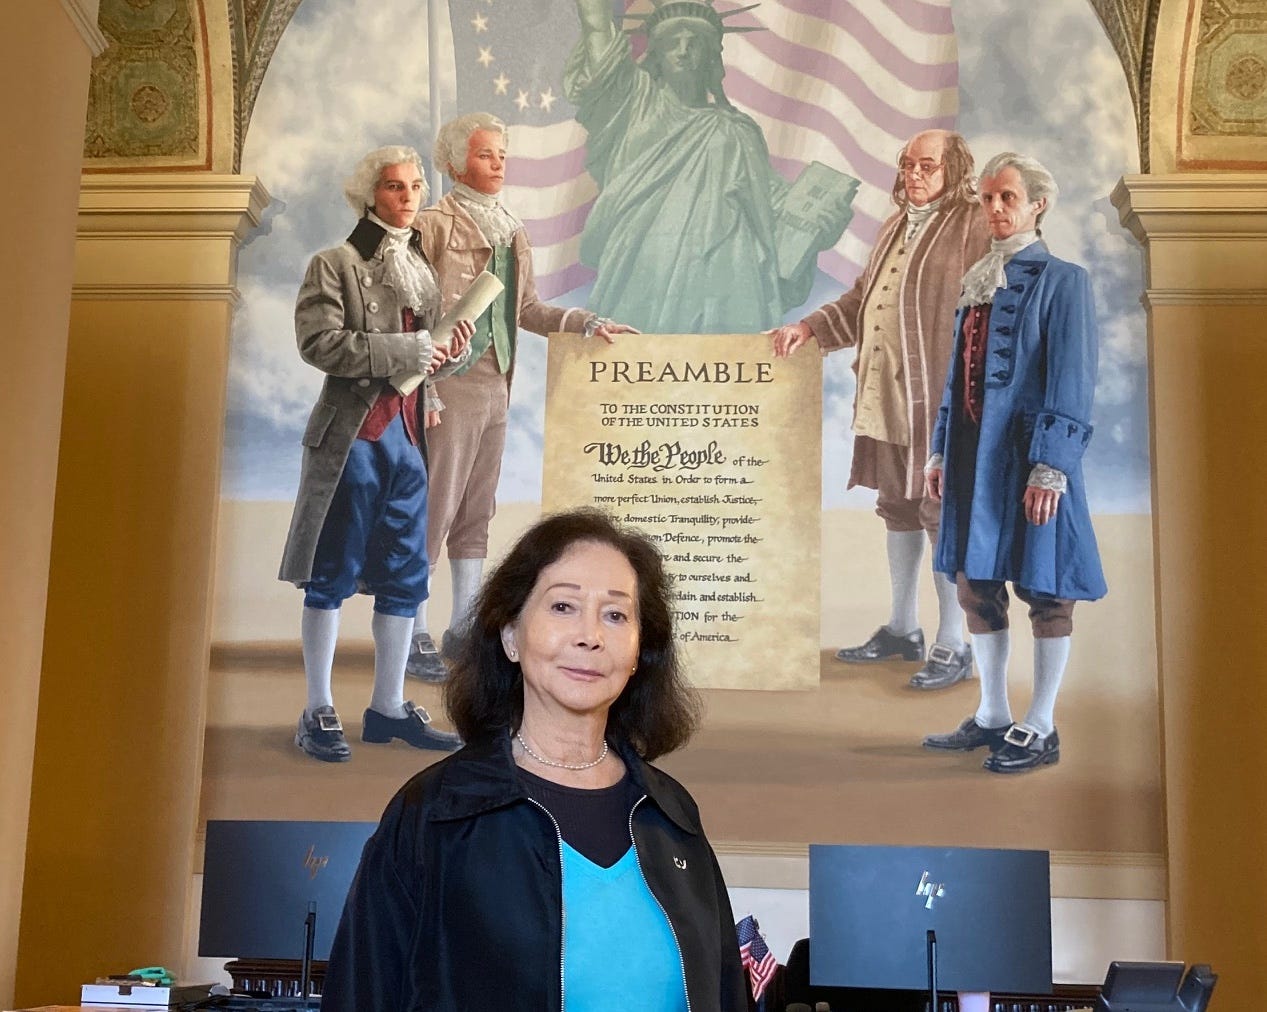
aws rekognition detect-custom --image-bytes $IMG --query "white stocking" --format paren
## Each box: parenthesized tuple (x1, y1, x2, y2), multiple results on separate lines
(885, 530, 924, 635)
(449, 557, 485, 632)
(368, 612, 414, 718)
(412, 587, 431, 639)
(301, 606, 340, 714)
(1022, 636, 1071, 737)
(932, 569, 966, 652)
(972, 629, 1012, 728)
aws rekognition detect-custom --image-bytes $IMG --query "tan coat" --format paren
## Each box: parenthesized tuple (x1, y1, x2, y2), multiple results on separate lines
(804, 200, 989, 499)
(415, 193, 591, 386)
(413, 193, 594, 560)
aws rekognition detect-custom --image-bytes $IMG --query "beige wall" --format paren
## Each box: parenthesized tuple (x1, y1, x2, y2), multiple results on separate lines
(0, 4, 96, 1008)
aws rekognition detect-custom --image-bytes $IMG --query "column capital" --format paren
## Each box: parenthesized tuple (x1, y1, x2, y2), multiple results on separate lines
(1112, 174, 1267, 241)
(1110, 174, 1267, 304)
(75, 173, 271, 300)
(78, 173, 271, 238)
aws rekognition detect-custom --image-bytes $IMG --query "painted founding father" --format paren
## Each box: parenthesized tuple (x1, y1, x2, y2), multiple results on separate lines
(278, 146, 476, 763)
(405, 112, 638, 684)
(566, 0, 859, 333)
(922, 153, 1107, 775)
(773, 130, 991, 691)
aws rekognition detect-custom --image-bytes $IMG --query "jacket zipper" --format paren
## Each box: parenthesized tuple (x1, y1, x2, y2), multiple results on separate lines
(628, 794, 692, 1012)
(526, 797, 568, 1011)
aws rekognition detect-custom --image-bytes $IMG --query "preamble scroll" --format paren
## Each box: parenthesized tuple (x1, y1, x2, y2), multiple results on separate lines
(542, 333, 821, 690)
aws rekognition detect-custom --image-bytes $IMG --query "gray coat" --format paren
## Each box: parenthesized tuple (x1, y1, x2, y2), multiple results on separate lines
(278, 218, 462, 586)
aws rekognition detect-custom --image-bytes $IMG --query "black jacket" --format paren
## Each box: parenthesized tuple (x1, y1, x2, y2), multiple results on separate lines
(323, 734, 748, 1011)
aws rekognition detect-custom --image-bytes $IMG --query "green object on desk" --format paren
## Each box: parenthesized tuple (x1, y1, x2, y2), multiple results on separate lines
(128, 967, 176, 986)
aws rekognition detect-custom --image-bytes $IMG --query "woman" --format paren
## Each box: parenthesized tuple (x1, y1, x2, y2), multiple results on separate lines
(323, 508, 748, 1011)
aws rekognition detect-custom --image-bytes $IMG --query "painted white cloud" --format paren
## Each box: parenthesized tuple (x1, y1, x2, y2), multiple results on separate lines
(242, 1, 433, 201)
(227, 279, 323, 425)
(1095, 317, 1142, 410)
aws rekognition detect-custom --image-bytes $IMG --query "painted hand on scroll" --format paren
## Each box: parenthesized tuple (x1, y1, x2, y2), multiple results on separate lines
(770, 321, 814, 358)
(592, 320, 640, 345)
(427, 318, 475, 374)
(448, 318, 474, 359)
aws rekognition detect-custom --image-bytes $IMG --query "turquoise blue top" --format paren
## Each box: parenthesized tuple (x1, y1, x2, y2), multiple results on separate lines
(561, 841, 688, 1012)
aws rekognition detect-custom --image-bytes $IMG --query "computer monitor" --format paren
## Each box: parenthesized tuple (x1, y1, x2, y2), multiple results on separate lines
(808, 844, 1052, 995)
(1094, 961, 1217, 1012)
(199, 820, 376, 960)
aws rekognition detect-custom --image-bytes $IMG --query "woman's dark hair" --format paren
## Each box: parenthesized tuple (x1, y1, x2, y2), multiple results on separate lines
(444, 508, 701, 760)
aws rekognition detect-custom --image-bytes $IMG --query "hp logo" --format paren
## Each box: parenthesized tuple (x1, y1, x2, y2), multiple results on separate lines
(916, 871, 946, 909)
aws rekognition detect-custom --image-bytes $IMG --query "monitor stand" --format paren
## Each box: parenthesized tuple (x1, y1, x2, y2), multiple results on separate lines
(299, 902, 316, 1006)
(926, 930, 938, 1012)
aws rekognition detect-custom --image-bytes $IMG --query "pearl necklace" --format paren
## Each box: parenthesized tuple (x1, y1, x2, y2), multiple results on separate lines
(515, 730, 609, 771)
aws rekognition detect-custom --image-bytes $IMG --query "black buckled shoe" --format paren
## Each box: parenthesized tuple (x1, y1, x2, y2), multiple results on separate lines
(922, 715, 1010, 752)
(405, 632, 449, 683)
(909, 642, 974, 690)
(983, 725, 1060, 773)
(835, 625, 925, 664)
(296, 705, 351, 762)
(362, 701, 462, 752)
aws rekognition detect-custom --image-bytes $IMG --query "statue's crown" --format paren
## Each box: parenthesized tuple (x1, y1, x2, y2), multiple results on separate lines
(623, 0, 763, 37)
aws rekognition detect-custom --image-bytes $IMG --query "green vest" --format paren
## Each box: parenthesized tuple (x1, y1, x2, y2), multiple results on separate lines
(456, 244, 518, 376)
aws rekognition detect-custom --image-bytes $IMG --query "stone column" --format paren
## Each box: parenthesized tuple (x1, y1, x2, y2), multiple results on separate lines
(15, 174, 268, 1007)
(1113, 173, 1267, 1006)
(0, 3, 102, 1007)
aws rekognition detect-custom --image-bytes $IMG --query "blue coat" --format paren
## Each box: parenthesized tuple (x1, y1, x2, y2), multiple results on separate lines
(931, 241, 1107, 601)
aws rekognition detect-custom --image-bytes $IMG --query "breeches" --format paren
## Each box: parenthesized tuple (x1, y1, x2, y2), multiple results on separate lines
(304, 414, 429, 617)
(955, 575, 1075, 639)
(425, 351, 509, 561)
(872, 440, 939, 534)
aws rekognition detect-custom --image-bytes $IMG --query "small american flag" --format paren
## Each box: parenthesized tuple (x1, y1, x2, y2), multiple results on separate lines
(736, 913, 779, 1001)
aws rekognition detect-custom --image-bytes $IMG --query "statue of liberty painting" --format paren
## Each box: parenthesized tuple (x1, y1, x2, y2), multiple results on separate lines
(565, 0, 859, 333)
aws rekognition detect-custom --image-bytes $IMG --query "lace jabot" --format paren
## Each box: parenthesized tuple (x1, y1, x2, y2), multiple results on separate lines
(366, 211, 437, 313)
(958, 231, 1038, 308)
(452, 182, 522, 246)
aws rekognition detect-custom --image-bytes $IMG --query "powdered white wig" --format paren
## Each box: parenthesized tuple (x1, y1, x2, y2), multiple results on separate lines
(343, 145, 427, 215)
(433, 112, 508, 179)
(979, 151, 1058, 227)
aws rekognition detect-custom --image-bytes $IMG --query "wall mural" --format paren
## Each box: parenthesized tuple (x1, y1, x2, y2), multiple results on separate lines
(204, 0, 1162, 861)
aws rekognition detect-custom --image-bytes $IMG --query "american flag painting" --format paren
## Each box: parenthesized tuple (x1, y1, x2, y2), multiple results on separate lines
(442, 0, 959, 308)
(737, 913, 780, 1001)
